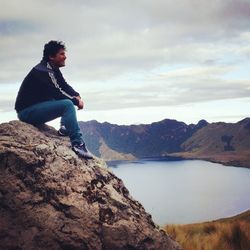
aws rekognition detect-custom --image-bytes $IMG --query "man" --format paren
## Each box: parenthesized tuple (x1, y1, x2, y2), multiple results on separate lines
(15, 40, 94, 159)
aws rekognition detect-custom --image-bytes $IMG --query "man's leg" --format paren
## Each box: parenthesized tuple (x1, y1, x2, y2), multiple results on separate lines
(58, 116, 69, 136)
(18, 99, 83, 145)
(60, 116, 66, 127)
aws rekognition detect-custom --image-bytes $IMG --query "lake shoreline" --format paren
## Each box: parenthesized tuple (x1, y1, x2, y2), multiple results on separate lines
(106, 154, 250, 169)
(106, 155, 185, 167)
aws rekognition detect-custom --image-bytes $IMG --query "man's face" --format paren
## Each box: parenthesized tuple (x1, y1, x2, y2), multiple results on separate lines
(49, 48, 66, 67)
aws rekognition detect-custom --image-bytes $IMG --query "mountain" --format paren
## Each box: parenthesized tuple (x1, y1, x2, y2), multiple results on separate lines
(170, 118, 250, 168)
(0, 121, 182, 250)
(79, 118, 250, 168)
(79, 118, 208, 161)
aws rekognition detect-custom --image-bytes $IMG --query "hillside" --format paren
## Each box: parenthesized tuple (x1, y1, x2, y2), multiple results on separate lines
(164, 209, 250, 250)
(0, 120, 182, 250)
(79, 118, 250, 168)
(169, 118, 250, 168)
(79, 118, 208, 161)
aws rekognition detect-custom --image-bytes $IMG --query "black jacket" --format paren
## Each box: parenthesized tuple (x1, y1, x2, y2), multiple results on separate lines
(15, 60, 80, 112)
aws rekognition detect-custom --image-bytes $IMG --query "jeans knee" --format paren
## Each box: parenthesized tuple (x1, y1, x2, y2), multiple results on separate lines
(62, 99, 74, 110)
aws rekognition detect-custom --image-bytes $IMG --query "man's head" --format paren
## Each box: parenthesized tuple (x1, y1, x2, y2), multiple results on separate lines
(43, 40, 67, 67)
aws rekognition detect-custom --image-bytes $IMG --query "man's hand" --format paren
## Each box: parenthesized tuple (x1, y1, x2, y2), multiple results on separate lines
(74, 96, 84, 110)
(78, 99, 84, 110)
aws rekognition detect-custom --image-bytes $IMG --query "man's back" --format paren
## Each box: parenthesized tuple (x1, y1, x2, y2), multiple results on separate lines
(15, 60, 79, 113)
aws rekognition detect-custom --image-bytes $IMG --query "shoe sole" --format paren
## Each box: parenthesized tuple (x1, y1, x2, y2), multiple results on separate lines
(58, 130, 69, 136)
(72, 148, 94, 160)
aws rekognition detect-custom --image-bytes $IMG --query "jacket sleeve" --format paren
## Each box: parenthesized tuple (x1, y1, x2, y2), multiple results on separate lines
(56, 70, 81, 97)
(62, 80, 80, 97)
(46, 71, 79, 106)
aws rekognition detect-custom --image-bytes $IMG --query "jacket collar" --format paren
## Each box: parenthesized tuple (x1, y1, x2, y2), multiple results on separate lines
(34, 59, 54, 73)
(40, 59, 60, 70)
(35, 59, 61, 73)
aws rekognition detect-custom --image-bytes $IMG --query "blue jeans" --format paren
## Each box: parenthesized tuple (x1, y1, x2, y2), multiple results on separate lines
(17, 99, 84, 146)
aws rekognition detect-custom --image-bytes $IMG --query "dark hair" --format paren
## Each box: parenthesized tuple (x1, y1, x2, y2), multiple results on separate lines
(42, 40, 66, 61)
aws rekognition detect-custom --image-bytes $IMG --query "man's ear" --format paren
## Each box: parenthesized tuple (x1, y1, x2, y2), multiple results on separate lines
(49, 55, 55, 61)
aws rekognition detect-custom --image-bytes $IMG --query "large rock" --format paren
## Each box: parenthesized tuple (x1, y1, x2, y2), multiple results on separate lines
(0, 120, 182, 250)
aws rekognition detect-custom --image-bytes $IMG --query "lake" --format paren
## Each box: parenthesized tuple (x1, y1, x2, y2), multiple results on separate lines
(107, 159, 250, 226)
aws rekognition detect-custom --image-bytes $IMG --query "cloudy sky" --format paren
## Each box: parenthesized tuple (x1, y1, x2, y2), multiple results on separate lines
(0, 0, 250, 128)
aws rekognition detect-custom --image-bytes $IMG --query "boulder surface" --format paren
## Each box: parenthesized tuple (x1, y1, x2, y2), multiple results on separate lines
(0, 120, 182, 250)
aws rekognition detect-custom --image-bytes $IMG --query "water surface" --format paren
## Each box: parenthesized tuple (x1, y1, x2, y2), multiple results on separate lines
(108, 159, 250, 226)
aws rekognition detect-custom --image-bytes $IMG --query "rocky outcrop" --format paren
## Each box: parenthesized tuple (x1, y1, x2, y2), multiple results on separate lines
(0, 120, 182, 250)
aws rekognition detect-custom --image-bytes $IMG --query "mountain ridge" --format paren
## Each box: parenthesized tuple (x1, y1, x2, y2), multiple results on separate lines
(79, 117, 250, 168)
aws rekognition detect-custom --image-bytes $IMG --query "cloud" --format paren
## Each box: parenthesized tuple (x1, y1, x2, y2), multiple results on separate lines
(1, 0, 250, 81)
(71, 63, 250, 111)
(0, 0, 250, 115)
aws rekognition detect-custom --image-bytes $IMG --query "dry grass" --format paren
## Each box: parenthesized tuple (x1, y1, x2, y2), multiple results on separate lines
(163, 210, 250, 250)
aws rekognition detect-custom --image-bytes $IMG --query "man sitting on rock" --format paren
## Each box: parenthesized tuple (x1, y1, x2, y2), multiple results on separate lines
(14, 40, 94, 159)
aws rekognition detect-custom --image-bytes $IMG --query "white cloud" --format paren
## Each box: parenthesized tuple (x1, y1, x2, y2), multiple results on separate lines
(0, 0, 250, 124)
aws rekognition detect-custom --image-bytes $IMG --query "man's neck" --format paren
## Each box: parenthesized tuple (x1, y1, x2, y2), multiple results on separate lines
(48, 61, 59, 70)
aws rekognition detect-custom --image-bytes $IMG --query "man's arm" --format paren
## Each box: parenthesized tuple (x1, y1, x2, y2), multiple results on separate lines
(56, 69, 81, 98)
(62, 81, 80, 97)
(45, 71, 80, 106)
(58, 73, 84, 109)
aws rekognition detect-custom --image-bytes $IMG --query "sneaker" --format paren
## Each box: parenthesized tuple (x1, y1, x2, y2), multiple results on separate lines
(72, 142, 94, 159)
(58, 125, 69, 136)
